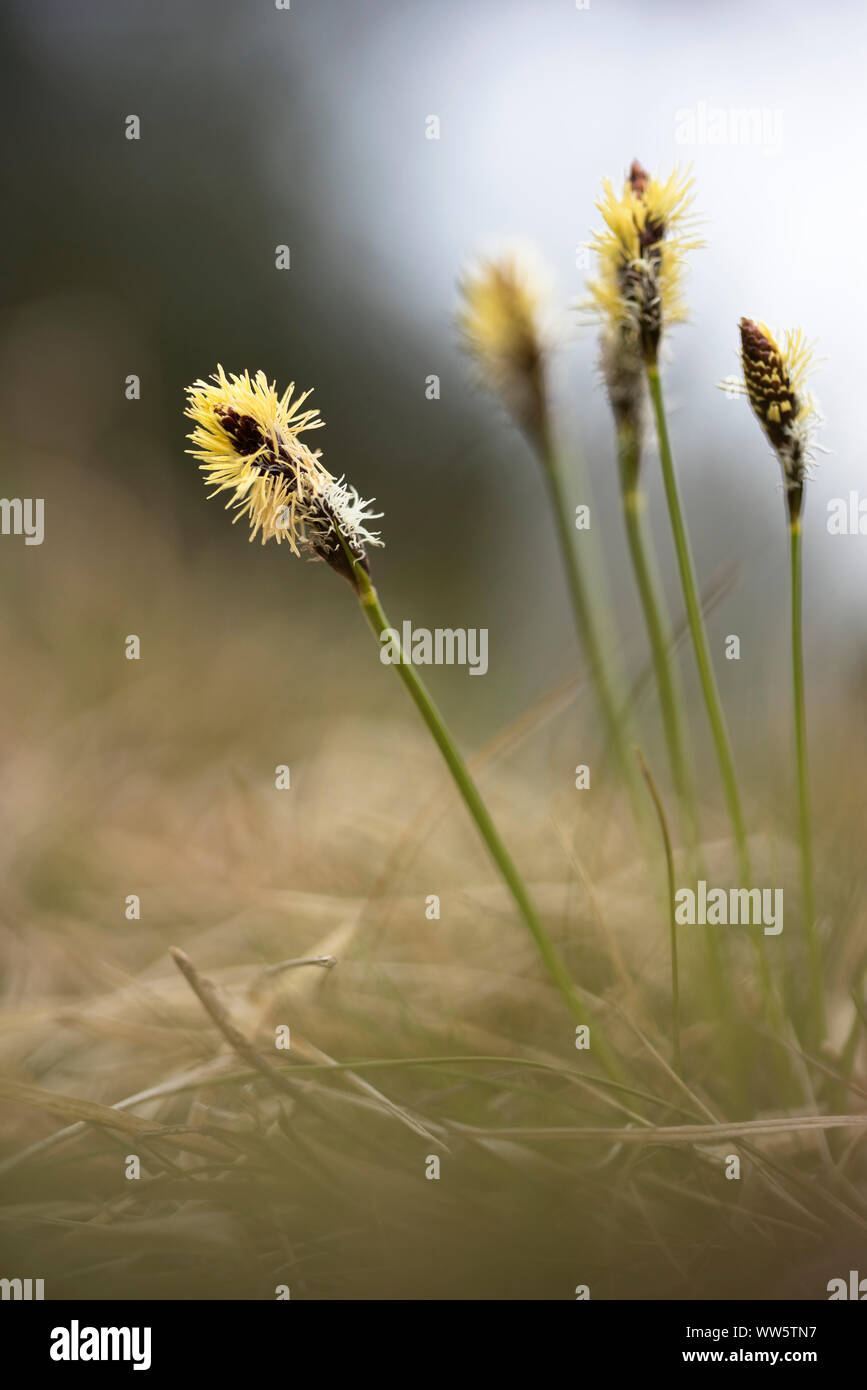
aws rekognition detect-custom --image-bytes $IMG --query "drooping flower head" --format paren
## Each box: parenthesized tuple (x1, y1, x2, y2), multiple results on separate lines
(588, 160, 700, 363)
(458, 246, 551, 440)
(185, 366, 382, 582)
(734, 319, 821, 519)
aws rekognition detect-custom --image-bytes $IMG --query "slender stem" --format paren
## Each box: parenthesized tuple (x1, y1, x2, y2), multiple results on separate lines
(636, 749, 681, 1076)
(789, 515, 825, 1044)
(344, 553, 623, 1082)
(646, 363, 795, 1088)
(617, 423, 700, 853)
(645, 362, 751, 884)
(531, 416, 649, 834)
(618, 422, 737, 1037)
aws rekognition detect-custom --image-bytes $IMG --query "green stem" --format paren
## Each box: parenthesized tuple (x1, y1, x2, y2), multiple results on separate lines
(617, 423, 700, 854)
(646, 362, 793, 1084)
(646, 362, 751, 883)
(789, 515, 825, 1044)
(636, 748, 681, 1076)
(533, 415, 647, 827)
(618, 421, 736, 1037)
(344, 553, 623, 1083)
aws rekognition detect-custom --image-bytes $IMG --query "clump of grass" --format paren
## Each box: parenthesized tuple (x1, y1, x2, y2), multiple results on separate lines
(0, 612, 865, 1296)
(589, 162, 751, 884)
(584, 163, 803, 1089)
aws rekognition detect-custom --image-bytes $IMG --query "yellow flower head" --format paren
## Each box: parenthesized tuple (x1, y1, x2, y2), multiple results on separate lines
(458, 247, 550, 434)
(587, 161, 701, 355)
(185, 366, 383, 579)
(734, 319, 821, 509)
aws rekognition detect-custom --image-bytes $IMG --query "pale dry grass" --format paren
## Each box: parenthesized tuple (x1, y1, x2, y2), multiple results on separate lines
(0, 457, 866, 1300)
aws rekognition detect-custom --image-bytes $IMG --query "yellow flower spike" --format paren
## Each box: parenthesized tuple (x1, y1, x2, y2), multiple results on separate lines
(457, 247, 550, 437)
(184, 366, 382, 580)
(587, 160, 702, 359)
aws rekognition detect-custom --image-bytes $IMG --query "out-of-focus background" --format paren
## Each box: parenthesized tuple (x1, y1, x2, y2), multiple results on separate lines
(2, 0, 867, 1301)
(4, 0, 867, 736)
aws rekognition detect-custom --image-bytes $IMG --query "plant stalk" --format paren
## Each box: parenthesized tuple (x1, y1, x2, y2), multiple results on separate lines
(617, 421, 700, 854)
(646, 360, 792, 1085)
(530, 405, 648, 831)
(645, 360, 751, 884)
(788, 508, 825, 1045)
(636, 748, 682, 1076)
(617, 419, 737, 1040)
(341, 545, 623, 1082)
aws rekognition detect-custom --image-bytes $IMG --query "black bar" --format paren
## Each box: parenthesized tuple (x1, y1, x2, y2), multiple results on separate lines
(3, 1299, 863, 1374)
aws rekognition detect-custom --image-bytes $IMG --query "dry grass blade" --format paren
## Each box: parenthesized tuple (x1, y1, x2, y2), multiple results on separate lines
(451, 1114, 867, 1144)
(170, 947, 444, 1147)
(0, 1076, 236, 1161)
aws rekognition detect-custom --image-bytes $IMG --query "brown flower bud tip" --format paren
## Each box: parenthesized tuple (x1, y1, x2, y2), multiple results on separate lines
(629, 160, 650, 197)
(628, 159, 667, 255)
(739, 317, 773, 363)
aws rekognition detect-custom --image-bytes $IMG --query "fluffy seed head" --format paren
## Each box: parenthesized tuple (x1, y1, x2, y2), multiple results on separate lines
(458, 247, 550, 437)
(185, 366, 383, 580)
